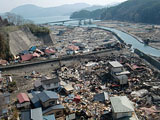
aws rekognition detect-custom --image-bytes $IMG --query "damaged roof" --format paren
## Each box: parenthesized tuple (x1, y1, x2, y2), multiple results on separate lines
(43, 104, 64, 115)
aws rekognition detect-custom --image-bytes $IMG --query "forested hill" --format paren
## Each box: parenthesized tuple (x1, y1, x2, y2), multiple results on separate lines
(0, 17, 12, 60)
(70, 9, 106, 19)
(71, 0, 160, 24)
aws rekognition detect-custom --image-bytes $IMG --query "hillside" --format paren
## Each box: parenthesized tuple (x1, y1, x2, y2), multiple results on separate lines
(70, 8, 106, 19)
(101, 0, 160, 24)
(9, 25, 53, 56)
(0, 17, 13, 60)
(0, 15, 53, 59)
(0, 32, 13, 60)
(71, 0, 160, 25)
(11, 3, 90, 18)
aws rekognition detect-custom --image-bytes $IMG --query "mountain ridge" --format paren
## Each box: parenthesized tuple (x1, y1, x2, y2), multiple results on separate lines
(10, 3, 91, 18)
(71, 0, 160, 25)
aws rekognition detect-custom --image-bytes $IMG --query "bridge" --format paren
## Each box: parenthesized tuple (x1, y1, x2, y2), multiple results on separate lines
(41, 18, 91, 25)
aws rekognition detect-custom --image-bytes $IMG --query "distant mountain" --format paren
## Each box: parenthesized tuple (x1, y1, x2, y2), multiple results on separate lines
(70, 8, 106, 19)
(83, 5, 104, 11)
(101, 0, 160, 24)
(70, 2, 121, 19)
(10, 3, 91, 18)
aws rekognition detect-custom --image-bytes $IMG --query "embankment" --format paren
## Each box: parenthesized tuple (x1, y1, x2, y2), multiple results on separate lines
(0, 49, 116, 74)
(134, 49, 160, 70)
(9, 27, 53, 56)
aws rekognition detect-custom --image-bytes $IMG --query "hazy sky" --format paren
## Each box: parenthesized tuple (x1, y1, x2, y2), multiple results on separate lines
(0, 0, 127, 13)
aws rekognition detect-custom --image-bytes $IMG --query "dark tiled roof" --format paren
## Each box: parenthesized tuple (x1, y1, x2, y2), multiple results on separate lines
(28, 92, 41, 108)
(21, 110, 31, 120)
(38, 91, 59, 103)
(43, 104, 64, 114)
(94, 92, 109, 102)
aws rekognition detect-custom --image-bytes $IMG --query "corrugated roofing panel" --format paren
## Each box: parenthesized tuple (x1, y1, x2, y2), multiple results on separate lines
(21, 54, 33, 61)
(109, 61, 123, 68)
(17, 93, 30, 104)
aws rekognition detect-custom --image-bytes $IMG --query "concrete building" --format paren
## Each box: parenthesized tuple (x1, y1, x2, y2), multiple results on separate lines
(108, 61, 130, 85)
(110, 96, 134, 119)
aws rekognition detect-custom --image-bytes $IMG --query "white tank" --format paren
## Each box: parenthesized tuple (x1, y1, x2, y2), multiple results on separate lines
(0, 71, 1, 78)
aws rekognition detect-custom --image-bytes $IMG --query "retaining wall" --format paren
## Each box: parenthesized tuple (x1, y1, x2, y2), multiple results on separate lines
(0, 49, 113, 74)
(134, 49, 160, 70)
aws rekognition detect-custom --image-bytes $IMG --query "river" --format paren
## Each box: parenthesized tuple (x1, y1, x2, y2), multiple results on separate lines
(98, 26, 160, 57)
(27, 16, 160, 57)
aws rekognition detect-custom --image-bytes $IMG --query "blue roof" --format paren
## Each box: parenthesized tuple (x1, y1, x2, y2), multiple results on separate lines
(38, 91, 59, 103)
(29, 92, 41, 108)
(43, 104, 64, 115)
(20, 50, 30, 55)
(43, 114, 56, 120)
(29, 46, 36, 51)
(2, 109, 8, 114)
(3, 92, 10, 104)
(21, 110, 30, 120)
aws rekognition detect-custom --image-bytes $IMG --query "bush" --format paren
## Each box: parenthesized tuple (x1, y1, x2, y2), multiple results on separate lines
(23, 24, 50, 36)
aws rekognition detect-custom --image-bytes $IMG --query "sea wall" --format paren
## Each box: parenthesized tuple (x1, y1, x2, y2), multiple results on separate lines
(134, 49, 160, 70)
(0, 49, 114, 74)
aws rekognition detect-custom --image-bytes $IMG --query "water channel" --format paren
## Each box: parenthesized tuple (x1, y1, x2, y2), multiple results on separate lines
(97, 26, 160, 57)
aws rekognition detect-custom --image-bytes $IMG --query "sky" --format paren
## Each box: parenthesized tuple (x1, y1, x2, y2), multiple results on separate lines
(0, 0, 127, 13)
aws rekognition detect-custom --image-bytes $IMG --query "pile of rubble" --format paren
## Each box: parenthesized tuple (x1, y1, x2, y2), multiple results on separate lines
(56, 53, 160, 119)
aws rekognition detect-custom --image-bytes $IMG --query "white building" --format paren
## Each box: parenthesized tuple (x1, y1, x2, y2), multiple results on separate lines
(110, 96, 135, 119)
(0, 71, 1, 78)
(108, 61, 130, 85)
(41, 75, 60, 90)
